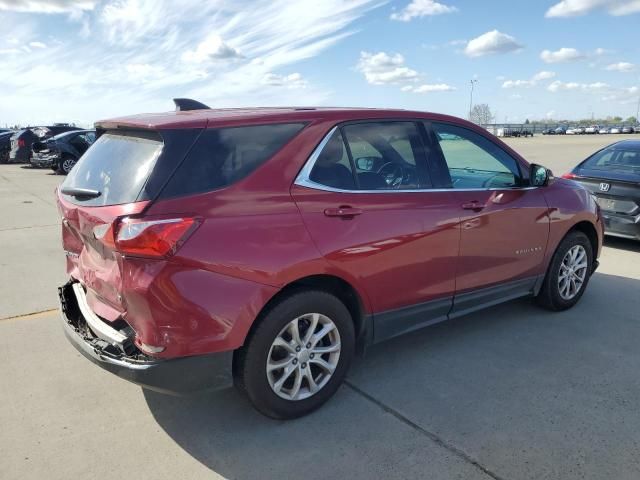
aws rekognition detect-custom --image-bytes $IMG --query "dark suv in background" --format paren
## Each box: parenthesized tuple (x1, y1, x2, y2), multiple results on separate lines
(57, 99, 603, 419)
(31, 129, 96, 174)
(8, 124, 81, 163)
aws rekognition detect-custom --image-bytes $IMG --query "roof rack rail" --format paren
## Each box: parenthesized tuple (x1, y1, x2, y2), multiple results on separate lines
(173, 98, 211, 112)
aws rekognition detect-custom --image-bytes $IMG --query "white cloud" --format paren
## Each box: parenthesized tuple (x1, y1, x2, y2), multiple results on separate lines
(501, 71, 555, 88)
(532, 70, 556, 81)
(547, 80, 610, 92)
(0, 0, 96, 13)
(402, 83, 456, 93)
(356, 51, 419, 85)
(605, 62, 635, 72)
(602, 86, 639, 104)
(594, 47, 613, 56)
(262, 72, 307, 88)
(0, 0, 381, 125)
(546, 0, 640, 17)
(540, 47, 585, 63)
(546, 110, 556, 118)
(28, 41, 47, 49)
(464, 30, 523, 58)
(391, 0, 457, 21)
(182, 35, 242, 63)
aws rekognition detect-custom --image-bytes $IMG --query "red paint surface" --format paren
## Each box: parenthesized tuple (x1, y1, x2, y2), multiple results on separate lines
(57, 108, 602, 359)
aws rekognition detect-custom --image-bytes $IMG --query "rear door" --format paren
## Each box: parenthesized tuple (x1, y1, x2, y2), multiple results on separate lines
(292, 121, 460, 341)
(426, 121, 550, 315)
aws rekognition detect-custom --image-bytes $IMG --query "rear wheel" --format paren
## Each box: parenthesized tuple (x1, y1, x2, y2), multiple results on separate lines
(58, 155, 78, 175)
(236, 290, 355, 419)
(536, 231, 593, 311)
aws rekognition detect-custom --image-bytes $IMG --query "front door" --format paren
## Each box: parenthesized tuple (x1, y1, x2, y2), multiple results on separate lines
(426, 122, 550, 315)
(292, 121, 460, 341)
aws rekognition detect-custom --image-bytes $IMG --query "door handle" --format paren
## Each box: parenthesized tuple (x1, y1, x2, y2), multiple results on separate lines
(461, 201, 485, 211)
(324, 206, 363, 217)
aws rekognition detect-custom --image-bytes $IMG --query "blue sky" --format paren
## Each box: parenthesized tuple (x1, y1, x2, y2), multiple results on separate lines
(0, 0, 638, 127)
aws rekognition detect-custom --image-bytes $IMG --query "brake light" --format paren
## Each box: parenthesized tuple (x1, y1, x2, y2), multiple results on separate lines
(17, 139, 25, 147)
(93, 217, 198, 258)
(115, 217, 198, 258)
(561, 172, 577, 179)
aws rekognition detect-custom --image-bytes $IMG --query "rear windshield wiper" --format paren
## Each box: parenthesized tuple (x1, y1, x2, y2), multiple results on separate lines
(61, 187, 101, 199)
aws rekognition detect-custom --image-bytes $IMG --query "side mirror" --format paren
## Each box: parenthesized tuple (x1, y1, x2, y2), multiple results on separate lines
(355, 157, 376, 171)
(530, 164, 551, 187)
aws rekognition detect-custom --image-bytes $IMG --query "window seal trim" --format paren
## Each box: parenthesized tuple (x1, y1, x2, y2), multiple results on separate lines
(294, 126, 538, 194)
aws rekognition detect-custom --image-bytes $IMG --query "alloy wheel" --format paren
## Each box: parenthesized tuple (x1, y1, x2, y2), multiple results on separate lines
(266, 313, 341, 401)
(62, 158, 77, 174)
(558, 245, 588, 300)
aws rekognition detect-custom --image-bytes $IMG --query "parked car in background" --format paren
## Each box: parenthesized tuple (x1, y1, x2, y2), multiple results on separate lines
(554, 126, 567, 134)
(0, 130, 15, 164)
(57, 99, 603, 419)
(563, 140, 640, 241)
(542, 128, 555, 135)
(575, 127, 586, 134)
(31, 130, 96, 174)
(8, 129, 39, 163)
(635, 126, 640, 133)
(9, 125, 81, 163)
(599, 127, 610, 134)
(610, 126, 622, 134)
(566, 127, 577, 135)
(621, 126, 634, 134)
(585, 125, 600, 134)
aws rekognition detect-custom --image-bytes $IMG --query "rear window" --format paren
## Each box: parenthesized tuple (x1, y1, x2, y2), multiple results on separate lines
(582, 147, 640, 171)
(159, 123, 305, 198)
(61, 131, 163, 206)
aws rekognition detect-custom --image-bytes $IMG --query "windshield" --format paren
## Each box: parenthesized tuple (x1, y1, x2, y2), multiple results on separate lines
(61, 131, 162, 206)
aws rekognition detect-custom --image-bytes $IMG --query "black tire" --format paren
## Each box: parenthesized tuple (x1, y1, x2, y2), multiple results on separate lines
(536, 230, 593, 311)
(236, 290, 355, 419)
(58, 155, 77, 175)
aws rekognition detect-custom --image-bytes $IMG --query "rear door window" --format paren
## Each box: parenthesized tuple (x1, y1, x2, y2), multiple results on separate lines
(160, 123, 305, 198)
(307, 121, 430, 191)
(61, 131, 163, 206)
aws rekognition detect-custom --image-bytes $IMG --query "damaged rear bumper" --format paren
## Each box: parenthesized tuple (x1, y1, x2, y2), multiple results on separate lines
(59, 281, 234, 395)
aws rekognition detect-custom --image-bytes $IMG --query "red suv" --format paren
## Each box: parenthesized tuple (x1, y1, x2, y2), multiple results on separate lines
(57, 100, 603, 419)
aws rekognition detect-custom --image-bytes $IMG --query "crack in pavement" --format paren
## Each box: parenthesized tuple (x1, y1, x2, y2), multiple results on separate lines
(0, 308, 58, 322)
(0, 223, 59, 232)
(345, 380, 508, 480)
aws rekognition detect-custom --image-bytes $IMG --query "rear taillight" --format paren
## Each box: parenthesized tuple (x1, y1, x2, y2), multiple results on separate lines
(17, 139, 25, 147)
(561, 172, 578, 179)
(94, 217, 199, 258)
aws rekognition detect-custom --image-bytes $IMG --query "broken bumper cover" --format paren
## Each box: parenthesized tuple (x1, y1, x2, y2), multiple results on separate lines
(31, 153, 60, 168)
(59, 281, 234, 395)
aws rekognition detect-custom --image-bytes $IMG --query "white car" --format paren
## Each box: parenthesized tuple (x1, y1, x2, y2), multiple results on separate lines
(598, 127, 610, 134)
(585, 125, 599, 134)
(610, 126, 621, 134)
(566, 127, 576, 134)
(574, 127, 585, 134)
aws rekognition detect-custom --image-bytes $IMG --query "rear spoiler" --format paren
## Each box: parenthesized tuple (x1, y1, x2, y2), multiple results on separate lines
(173, 98, 211, 111)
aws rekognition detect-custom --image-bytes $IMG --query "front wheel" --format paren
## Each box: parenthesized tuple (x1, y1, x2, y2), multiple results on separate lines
(236, 290, 355, 419)
(536, 231, 593, 311)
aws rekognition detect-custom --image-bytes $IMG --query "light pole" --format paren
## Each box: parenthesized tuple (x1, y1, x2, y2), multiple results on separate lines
(469, 79, 478, 121)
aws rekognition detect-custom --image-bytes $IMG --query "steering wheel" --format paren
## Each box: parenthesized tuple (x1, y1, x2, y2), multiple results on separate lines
(377, 162, 405, 187)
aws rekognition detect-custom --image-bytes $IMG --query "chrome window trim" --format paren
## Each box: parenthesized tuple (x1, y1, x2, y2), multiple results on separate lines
(294, 125, 537, 194)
